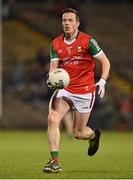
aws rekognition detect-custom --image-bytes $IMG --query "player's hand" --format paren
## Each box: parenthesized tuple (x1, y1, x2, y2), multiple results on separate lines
(46, 76, 62, 90)
(46, 78, 54, 89)
(46, 74, 55, 89)
(95, 78, 106, 98)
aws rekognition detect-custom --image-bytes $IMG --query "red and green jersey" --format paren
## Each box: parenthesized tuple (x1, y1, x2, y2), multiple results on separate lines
(50, 31, 103, 94)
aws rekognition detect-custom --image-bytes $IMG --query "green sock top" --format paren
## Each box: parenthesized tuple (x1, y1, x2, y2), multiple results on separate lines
(50, 151, 58, 158)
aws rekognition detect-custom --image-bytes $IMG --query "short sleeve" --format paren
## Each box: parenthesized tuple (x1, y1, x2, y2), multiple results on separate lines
(88, 38, 103, 57)
(50, 43, 59, 61)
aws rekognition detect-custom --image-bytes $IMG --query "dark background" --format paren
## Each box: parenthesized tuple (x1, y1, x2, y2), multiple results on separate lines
(1, 0, 133, 130)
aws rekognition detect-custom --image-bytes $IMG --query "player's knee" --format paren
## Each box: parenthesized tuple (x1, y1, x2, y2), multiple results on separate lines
(48, 111, 60, 126)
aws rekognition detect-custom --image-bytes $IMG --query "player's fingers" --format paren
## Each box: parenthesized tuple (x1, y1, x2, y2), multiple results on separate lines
(98, 87, 101, 95)
(95, 82, 99, 87)
(100, 91, 103, 98)
(100, 88, 105, 98)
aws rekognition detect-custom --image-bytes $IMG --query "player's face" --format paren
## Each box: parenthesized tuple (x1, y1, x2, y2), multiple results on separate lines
(62, 12, 79, 37)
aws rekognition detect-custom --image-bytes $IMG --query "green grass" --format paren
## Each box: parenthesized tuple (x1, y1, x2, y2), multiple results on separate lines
(0, 130, 133, 179)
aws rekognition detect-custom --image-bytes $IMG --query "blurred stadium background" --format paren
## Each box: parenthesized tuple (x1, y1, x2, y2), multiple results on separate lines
(1, 0, 133, 130)
(1, 0, 133, 179)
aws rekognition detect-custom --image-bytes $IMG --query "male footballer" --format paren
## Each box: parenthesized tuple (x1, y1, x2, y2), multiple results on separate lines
(43, 8, 110, 173)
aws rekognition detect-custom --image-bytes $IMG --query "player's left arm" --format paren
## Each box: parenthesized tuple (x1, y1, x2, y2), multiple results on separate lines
(94, 52, 110, 81)
(89, 38, 110, 97)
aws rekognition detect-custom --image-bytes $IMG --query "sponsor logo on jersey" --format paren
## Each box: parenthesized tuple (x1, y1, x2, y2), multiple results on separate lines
(62, 55, 83, 65)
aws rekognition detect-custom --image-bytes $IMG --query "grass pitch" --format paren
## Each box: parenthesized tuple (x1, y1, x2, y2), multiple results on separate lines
(0, 130, 133, 179)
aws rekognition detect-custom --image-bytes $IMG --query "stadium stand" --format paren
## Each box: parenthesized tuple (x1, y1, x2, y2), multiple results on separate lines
(2, 18, 51, 128)
(9, 1, 133, 91)
(3, 20, 50, 61)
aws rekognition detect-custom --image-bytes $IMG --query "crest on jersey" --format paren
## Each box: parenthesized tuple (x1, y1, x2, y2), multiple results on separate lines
(77, 46, 82, 52)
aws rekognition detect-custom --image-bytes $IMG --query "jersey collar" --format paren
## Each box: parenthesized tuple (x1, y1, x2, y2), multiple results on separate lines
(63, 31, 80, 45)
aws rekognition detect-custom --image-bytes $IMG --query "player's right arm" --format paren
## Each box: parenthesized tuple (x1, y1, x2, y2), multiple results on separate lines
(49, 43, 59, 74)
(47, 43, 59, 89)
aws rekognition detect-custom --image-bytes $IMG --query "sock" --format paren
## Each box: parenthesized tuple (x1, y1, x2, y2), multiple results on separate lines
(50, 151, 59, 162)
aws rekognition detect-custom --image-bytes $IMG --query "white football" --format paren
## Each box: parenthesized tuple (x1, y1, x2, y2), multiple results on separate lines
(49, 68, 70, 89)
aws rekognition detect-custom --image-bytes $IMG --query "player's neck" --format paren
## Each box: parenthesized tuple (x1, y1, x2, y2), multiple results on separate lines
(64, 30, 79, 42)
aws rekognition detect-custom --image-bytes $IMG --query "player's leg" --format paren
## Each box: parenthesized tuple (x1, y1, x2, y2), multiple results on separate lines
(72, 91, 101, 156)
(63, 110, 73, 138)
(73, 111, 101, 156)
(48, 97, 70, 151)
(73, 111, 95, 140)
(43, 97, 70, 173)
